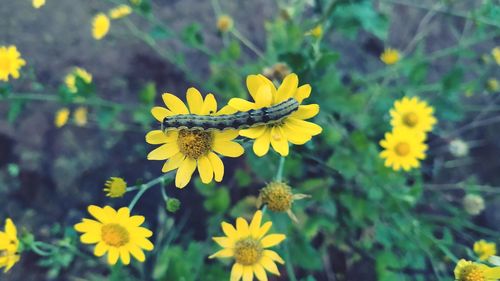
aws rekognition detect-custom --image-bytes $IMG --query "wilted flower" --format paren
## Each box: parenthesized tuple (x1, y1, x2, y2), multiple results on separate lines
(449, 139, 469, 157)
(217, 15, 233, 33)
(73, 107, 88, 127)
(257, 181, 309, 222)
(463, 194, 485, 215)
(262, 62, 291, 81)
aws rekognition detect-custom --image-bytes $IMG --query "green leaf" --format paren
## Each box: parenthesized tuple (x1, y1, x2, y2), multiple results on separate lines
(150, 25, 174, 40)
(138, 82, 156, 104)
(204, 188, 230, 214)
(7, 100, 23, 123)
(181, 23, 204, 48)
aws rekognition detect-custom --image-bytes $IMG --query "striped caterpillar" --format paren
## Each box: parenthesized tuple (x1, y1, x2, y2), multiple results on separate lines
(162, 98, 299, 131)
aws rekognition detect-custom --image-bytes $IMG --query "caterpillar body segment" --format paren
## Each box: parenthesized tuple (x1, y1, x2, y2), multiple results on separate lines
(162, 98, 299, 131)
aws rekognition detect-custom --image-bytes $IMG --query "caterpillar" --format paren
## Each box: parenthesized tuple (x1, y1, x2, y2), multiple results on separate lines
(162, 98, 299, 131)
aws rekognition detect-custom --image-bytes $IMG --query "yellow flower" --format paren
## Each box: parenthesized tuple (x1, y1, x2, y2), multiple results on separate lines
(492, 47, 500, 65)
(0, 218, 20, 272)
(0, 45, 26, 82)
(73, 107, 88, 127)
(229, 73, 322, 157)
(487, 78, 499, 92)
(390, 96, 437, 134)
(379, 127, 427, 171)
(380, 48, 401, 65)
(109, 5, 132, 20)
(74, 205, 154, 265)
(103, 177, 127, 198)
(306, 25, 323, 38)
(32, 0, 45, 8)
(65, 67, 92, 93)
(257, 182, 309, 223)
(147, 88, 245, 188)
(92, 13, 110, 40)
(474, 240, 497, 261)
(217, 15, 233, 33)
(454, 259, 500, 281)
(209, 210, 286, 281)
(54, 108, 70, 128)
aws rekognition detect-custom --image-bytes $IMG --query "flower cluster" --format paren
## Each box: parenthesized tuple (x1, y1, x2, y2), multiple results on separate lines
(147, 73, 322, 188)
(379, 96, 437, 171)
(92, 5, 133, 40)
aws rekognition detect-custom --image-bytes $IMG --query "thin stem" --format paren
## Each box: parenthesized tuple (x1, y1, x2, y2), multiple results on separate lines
(275, 156, 286, 182)
(230, 29, 266, 60)
(283, 236, 298, 281)
(128, 173, 172, 211)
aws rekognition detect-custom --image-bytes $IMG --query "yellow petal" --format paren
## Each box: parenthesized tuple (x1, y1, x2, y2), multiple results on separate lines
(145, 130, 171, 144)
(294, 84, 311, 103)
(212, 140, 245, 157)
(151, 106, 174, 122)
(229, 98, 256, 111)
(209, 248, 234, 259)
(117, 207, 130, 219)
(270, 126, 289, 157)
(147, 143, 180, 160)
(281, 123, 311, 145)
(285, 118, 322, 136)
(175, 157, 197, 188)
(253, 263, 268, 281)
(240, 126, 266, 139)
(80, 232, 100, 244)
(107, 248, 120, 265)
(236, 217, 250, 237)
(74, 219, 101, 233)
(260, 256, 281, 275)
(120, 247, 131, 265)
(231, 263, 244, 281)
(214, 130, 240, 141)
(207, 152, 224, 182)
(485, 267, 500, 279)
(246, 74, 263, 100)
(129, 215, 145, 226)
(198, 155, 214, 184)
(5, 219, 17, 238)
(276, 73, 298, 102)
(137, 238, 154, 251)
(162, 93, 189, 114)
(201, 93, 218, 115)
(129, 245, 146, 262)
(257, 222, 272, 239)
(263, 250, 285, 264)
(249, 211, 263, 238)
(94, 241, 108, 257)
(255, 85, 273, 108)
(222, 222, 238, 239)
(161, 152, 185, 173)
(261, 234, 286, 248)
(253, 129, 271, 157)
(213, 237, 234, 248)
(186, 87, 204, 114)
(216, 105, 238, 115)
(88, 205, 108, 223)
(289, 104, 319, 120)
(242, 266, 254, 281)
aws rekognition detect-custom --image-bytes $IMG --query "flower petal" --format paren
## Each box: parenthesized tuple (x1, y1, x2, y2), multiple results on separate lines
(120, 247, 131, 265)
(270, 126, 289, 157)
(214, 130, 240, 141)
(276, 73, 298, 102)
(88, 205, 108, 223)
(175, 157, 197, 188)
(249, 211, 263, 238)
(229, 98, 256, 111)
(240, 126, 266, 139)
(242, 266, 254, 281)
(261, 234, 286, 248)
(129, 245, 146, 262)
(294, 84, 311, 103)
(213, 237, 234, 248)
(260, 256, 281, 275)
(253, 129, 271, 157)
(289, 104, 319, 120)
(151, 106, 174, 122)
(107, 248, 120, 265)
(281, 123, 312, 145)
(213, 140, 245, 157)
(162, 93, 189, 114)
(94, 241, 108, 257)
(145, 130, 170, 144)
(285, 117, 322, 136)
(186, 87, 204, 114)
(253, 263, 269, 281)
(236, 217, 250, 237)
(198, 155, 214, 184)
(209, 248, 234, 259)
(257, 222, 272, 239)
(255, 85, 273, 108)
(231, 263, 244, 281)
(162, 152, 186, 173)
(263, 250, 285, 264)
(202, 93, 217, 115)
(247, 74, 263, 100)
(147, 143, 180, 160)
(222, 222, 238, 239)
(207, 152, 224, 182)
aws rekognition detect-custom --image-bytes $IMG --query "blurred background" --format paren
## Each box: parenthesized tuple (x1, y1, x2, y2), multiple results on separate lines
(0, 0, 499, 280)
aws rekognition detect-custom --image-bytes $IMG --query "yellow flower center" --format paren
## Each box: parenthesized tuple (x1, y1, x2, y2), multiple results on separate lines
(234, 238, 263, 265)
(403, 112, 419, 127)
(177, 129, 213, 159)
(394, 142, 410, 156)
(260, 182, 293, 212)
(101, 223, 130, 247)
(458, 265, 486, 281)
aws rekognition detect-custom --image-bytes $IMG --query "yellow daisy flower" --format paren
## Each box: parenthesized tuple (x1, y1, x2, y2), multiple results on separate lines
(390, 96, 437, 134)
(454, 259, 500, 281)
(109, 5, 132, 20)
(379, 127, 427, 171)
(492, 47, 500, 66)
(74, 205, 154, 265)
(0, 45, 26, 82)
(92, 13, 110, 40)
(73, 107, 88, 127)
(103, 177, 127, 198)
(54, 108, 70, 128)
(209, 210, 286, 281)
(0, 218, 20, 273)
(147, 88, 245, 188)
(474, 240, 497, 261)
(65, 67, 92, 93)
(380, 48, 400, 65)
(217, 15, 233, 33)
(229, 73, 322, 157)
(32, 0, 45, 8)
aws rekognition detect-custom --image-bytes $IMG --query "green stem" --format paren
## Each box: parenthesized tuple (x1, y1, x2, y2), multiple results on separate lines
(283, 234, 298, 281)
(275, 156, 286, 182)
(128, 173, 172, 211)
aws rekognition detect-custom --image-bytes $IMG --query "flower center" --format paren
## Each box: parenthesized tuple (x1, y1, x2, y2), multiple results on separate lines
(402, 112, 419, 127)
(234, 238, 263, 266)
(101, 223, 130, 247)
(459, 265, 486, 281)
(394, 142, 410, 156)
(260, 182, 293, 212)
(177, 129, 213, 159)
